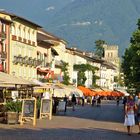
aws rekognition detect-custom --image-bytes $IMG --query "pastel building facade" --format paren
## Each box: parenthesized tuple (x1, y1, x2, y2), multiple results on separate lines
(37, 29, 67, 82)
(8, 12, 40, 79)
(0, 12, 11, 73)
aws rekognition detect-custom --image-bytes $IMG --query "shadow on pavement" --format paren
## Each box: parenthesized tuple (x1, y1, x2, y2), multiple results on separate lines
(0, 127, 139, 140)
(57, 100, 125, 123)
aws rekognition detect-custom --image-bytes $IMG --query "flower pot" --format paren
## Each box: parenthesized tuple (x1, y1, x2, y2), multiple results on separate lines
(6, 112, 18, 124)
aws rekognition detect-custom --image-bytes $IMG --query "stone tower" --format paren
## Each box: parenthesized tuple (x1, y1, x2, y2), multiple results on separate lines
(103, 44, 120, 68)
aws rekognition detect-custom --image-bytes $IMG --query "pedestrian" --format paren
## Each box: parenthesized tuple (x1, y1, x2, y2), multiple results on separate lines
(71, 94, 76, 111)
(82, 95, 85, 106)
(64, 94, 68, 112)
(122, 96, 127, 109)
(97, 95, 101, 107)
(116, 97, 120, 106)
(124, 95, 137, 136)
(136, 92, 140, 134)
(91, 96, 96, 106)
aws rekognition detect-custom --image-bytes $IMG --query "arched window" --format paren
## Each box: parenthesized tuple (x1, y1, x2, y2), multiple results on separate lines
(23, 27, 26, 39)
(28, 29, 30, 40)
(11, 25, 15, 35)
(19, 25, 22, 37)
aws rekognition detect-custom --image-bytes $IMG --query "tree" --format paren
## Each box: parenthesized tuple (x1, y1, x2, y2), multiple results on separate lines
(74, 64, 98, 87)
(61, 61, 70, 85)
(95, 40, 106, 58)
(122, 19, 140, 92)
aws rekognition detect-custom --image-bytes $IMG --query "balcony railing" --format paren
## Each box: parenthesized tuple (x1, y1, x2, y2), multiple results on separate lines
(13, 56, 18, 64)
(12, 54, 41, 67)
(0, 52, 7, 59)
(12, 35, 17, 41)
(0, 32, 6, 41)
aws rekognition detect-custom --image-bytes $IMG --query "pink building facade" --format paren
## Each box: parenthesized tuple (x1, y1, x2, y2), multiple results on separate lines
(0, 18, 11, 73)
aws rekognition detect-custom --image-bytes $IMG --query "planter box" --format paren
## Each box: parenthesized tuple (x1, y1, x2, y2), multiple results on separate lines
(6, 112, 18, 124)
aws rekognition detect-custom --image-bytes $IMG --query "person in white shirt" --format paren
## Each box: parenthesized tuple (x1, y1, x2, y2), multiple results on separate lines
(43, 91, 50, 99)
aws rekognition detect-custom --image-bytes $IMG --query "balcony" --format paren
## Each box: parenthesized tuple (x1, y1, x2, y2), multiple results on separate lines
(12, 35, 17, 41)
(13, 56, 18, 64)
(22, 56, 28, 64)
(37, 59, 43, 66)
(0, 52, 7, 59)
(28, 57, 33, 66)
(32, 41, 35, 46)
(23, 38, 26, 43)
(0, 32, 6, 41)
(28, 40, 31, 45)
(33, 58, 37, 67)
(17, 55, 23, 65)
(18, 37, 22, 42)
(46, 62, 51, 67)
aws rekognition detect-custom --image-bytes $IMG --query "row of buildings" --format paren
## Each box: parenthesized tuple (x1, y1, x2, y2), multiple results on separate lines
(0, 11, 120, 90)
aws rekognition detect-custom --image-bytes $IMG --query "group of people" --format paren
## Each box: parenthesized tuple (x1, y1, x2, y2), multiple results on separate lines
(91, 95, 102, 107)
(124, 93, 140, 136)
(64, 94, 76, 112)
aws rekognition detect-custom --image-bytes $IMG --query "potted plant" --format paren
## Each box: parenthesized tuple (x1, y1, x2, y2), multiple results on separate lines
(5, 100, 22, 124)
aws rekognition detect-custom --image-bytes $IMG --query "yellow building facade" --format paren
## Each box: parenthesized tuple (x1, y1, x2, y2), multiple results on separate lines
(8, 13, 41, 80)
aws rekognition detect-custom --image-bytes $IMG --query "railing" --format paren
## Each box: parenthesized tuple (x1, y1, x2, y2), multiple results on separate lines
(0, 32, 6, 41)
(0, 52, 7, 59)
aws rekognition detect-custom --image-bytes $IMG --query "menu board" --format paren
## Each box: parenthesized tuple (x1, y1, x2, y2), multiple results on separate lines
(23, 100, 35, 117)
(41, 99, 51, 114)
(20, 98, 37, 126)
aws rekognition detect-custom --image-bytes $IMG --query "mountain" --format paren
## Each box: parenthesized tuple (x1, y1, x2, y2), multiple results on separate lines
(0, 0, 140, 56)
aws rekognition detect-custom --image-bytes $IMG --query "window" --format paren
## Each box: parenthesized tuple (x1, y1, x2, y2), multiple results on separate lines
(2, 42, 6, 52)
(23, 27, 26, 38)
(11, 25, 15, 35)
(19, 26, 21, 37)
(2, 23, 6, 32)
(2, 61, 6, 71)
(28, 29, 30, 40)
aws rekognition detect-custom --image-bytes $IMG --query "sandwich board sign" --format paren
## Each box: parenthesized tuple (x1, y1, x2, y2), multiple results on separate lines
(40, 98, 52, 120)
(20, 98, 37, 126)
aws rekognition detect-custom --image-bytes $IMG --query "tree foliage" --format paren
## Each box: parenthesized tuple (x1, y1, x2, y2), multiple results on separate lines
(95, 40, 106, 58)
(61, 61, 70, 85)
(122, 19, 140, 92)
(74, 64, 98, 87)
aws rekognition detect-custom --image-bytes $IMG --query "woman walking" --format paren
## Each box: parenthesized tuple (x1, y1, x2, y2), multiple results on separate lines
(124, 95, 137, 136)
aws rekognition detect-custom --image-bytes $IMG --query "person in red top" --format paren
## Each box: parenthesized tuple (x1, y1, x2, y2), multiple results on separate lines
(124, 95, 137, 136)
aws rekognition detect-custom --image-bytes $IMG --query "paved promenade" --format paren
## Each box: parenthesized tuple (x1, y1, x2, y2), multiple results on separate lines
(0, 100, 139, 140)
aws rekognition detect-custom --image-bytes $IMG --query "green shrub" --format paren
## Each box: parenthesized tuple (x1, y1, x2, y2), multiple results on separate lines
(5, 101, 22, 112)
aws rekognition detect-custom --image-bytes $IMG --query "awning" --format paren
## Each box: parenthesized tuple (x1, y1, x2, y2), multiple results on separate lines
(51, 48, 59, 56)
(0, 72, 36, 86)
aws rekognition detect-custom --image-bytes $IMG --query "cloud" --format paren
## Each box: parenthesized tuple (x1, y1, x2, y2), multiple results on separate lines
(71, 21, 91, 26)
(94, 20, 103, 26)
(45, 6, 55, 11)
(58, 24, 68, 27)
(99, 21, 103, 26)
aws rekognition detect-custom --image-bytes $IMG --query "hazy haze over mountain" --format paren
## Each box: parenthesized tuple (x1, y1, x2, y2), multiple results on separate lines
(0, 0, 140, 56)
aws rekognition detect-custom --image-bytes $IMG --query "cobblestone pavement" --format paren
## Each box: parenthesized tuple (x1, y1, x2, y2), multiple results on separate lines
(0, 100, 139, 140)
